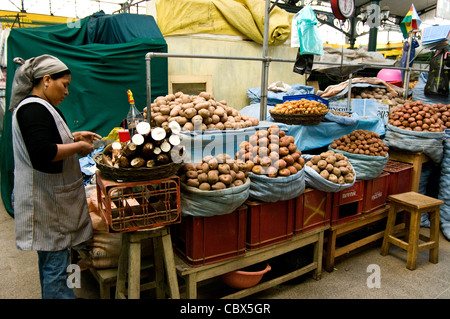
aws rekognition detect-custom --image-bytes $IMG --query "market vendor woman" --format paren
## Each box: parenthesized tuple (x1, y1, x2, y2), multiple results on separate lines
(9, 54, 100, 299)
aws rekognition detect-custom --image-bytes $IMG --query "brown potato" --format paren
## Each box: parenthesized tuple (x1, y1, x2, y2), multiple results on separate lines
(219, 174, 232, 185)
(211, 182, 227, 190)
(207, 170, 219, 184)
(279, 147, 290, 157)
(199, 182, 211, 190)
(278, 168, 291, 176)
(186, 170, 198, 179)
(320, 170, 329, 179)
(187, 179, 200, 187)
(317, 160, 327, 170)
(287, 166, 298, 175)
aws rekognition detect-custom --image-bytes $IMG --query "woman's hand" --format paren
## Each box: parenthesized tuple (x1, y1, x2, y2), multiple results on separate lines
(76, 141, 95, 157)
(73, 131, 102, 144)
(52, 131, 101, 161)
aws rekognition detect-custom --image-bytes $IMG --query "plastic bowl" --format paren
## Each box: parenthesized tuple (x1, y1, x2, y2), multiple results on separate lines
(221, 263, 271, 289)
(377, 68, 402, 83)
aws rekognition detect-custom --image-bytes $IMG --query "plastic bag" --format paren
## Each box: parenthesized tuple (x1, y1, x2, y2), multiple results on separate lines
(302, 155, 355, 192)
(180, 178, 250, 217)
(293, 51, 314, 75)
(425, 49, 449, 97)
(329, 147, 388, 180)
(248, 169, 305, 202)
(296, 5, 323, 56)
(412, 73, 450, 105)
(383, 123, 445, 164)
(323, 111, 360, 126)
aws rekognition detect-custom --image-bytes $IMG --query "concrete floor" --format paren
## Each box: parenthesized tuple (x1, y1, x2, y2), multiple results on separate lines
(1, 194, 450, 300)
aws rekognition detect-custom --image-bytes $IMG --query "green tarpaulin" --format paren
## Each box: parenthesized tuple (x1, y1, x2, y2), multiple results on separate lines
(1, 12, 168, 216)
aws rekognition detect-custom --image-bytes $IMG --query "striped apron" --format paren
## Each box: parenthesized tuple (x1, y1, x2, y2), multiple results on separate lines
(12, 97, 93, 251)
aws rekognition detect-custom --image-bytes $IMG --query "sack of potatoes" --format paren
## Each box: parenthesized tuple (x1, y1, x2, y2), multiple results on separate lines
(387, 100, 450, 132)
(330, 129, 389, 157)
(304, 150, 355, 185)
(235, 125, 305, 178)
(179, 153, 249, 191)
(144, 91, 259, 132)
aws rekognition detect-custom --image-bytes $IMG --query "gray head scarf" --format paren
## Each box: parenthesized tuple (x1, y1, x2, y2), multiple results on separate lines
(9, 54, 69, 111)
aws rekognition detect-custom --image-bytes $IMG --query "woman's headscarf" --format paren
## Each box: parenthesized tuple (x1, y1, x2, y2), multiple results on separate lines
(9, 54, 69, 111)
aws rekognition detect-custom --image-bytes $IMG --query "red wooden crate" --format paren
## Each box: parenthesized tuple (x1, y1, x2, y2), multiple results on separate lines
(362, 172, 390, 213)
(383, 160, 413, 196)
(246, 199, 295, 250)
(295, 188, 332, 234)
(331, 180, 364, 225)
(172, 206, 247, 267)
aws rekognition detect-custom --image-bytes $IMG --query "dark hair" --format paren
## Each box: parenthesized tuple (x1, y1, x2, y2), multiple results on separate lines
(32, 69, 71, 86)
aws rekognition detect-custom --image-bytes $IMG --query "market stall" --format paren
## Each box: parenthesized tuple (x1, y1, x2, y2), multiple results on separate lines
(78, 2, 449, 298)
(3, 1, 449, 300)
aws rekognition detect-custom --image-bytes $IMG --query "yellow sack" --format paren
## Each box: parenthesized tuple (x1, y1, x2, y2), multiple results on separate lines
(156, 0, 292, 46)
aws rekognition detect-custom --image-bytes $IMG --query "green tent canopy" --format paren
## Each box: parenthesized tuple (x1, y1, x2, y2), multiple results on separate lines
(1, 12, 168, 216)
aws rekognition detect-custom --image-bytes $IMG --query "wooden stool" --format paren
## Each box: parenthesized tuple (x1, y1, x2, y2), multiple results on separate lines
(381, 192, 443, 270)
(115, 226, 180, 299)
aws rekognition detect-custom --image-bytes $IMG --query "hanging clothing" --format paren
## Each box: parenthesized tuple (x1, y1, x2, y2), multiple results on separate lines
(12, 96, 93, 251)
(400, 38, 419, 81)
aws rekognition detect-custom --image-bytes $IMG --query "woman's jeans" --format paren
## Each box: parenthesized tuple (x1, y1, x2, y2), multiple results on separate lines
(37, 249, 76, 299)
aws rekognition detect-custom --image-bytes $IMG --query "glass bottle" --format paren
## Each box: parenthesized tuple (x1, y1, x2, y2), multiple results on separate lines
(126, 89, 144, 137)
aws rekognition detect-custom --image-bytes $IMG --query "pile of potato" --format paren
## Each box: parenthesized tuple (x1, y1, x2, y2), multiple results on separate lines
(387, 101, 450, 132)
(180, 154, 249, 191)
(350, 86, 408, 108)
(330, 129, 389, 157)
(270, 99, 328, 115)
(235, 125, 305, 178)
(143, 91, 259, 132)
(305, 150, 355, 184)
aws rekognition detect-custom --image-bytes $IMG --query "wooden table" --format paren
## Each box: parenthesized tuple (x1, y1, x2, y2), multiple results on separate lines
(175, 225, 328, 299)
(324, 205, 404, 272)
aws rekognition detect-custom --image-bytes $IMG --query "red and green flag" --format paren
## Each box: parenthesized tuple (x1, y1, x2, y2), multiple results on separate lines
(400, 4, 421, 38)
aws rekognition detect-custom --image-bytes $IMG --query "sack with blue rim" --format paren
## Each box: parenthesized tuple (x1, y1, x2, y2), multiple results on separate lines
(383, 123, 445, 164)
(180, 178, 250, 217)
(328, 147, 388, 180)
(302, 154, 356, 192)
(248, 169, 305, 202)
(438, 132, 450, 239)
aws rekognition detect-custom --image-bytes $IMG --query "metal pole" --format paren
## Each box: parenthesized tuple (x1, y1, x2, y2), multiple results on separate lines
(144, 52, 429, 119)
(146, 54, 152, 124)
(347, 73, 352, 112)
(403, 32, 413, 100)
(368, 0, 380, 52)
(145, 52, 428, 73)
(260, 0, 271, 121)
